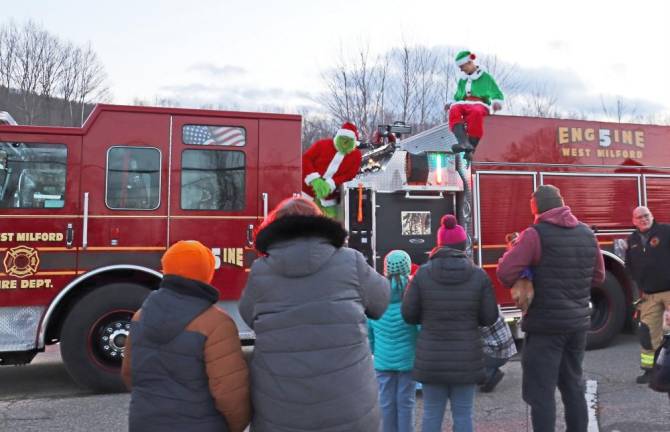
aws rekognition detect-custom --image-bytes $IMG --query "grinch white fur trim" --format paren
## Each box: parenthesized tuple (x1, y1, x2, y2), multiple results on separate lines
(335, 129, 357, 141)
(323, 151, 345, 181)
(304, 172, 321, 185)
(451, 100, 491, 113)
(325, 178, 336, 192)
(320, 197, 337, 207)
(301, 191, 315, 201)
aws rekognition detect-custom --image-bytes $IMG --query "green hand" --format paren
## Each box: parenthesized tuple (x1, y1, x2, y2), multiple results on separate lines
(309, 178, 331, 199)
(321, 205, 338, 219)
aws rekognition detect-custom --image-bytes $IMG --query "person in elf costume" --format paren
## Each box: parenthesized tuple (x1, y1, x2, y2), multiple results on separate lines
(445, 50, 504, 155)
(302, 122, 362, 218)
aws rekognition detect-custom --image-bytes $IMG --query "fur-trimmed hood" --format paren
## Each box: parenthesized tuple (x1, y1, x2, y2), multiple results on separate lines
(255, 215, 347, 253)
(254, 215, 348, 277)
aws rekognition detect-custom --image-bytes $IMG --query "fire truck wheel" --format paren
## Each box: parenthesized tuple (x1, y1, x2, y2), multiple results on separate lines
(586, 271, 626, 350)
(60, 283, 151, 393)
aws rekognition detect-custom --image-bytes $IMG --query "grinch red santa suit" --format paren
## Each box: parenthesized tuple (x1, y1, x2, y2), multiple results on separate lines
(447, 50, 504, 154)
(302, 122, 362, 218)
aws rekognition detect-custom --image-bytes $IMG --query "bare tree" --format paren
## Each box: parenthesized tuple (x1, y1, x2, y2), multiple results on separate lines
(636, 112, 670, 125)
(517, 82, 560, 117)
(58, 42, 80, 125)
(437, 47, 458, 123)
(299, 110, 335, 151)
(413, 46, 440, 131)
(0, 22, 18, 104)
(75, 43, 110, 124)
(600, 95, 637, 123)
(13, 21, 45, 124)
(0, 20, 109, 125)
(391, 44, 417, 124)
(321, 43, 389, 140)
(389, 43, 441, 130)
(38, 33, 65, 123)
(562, 109, 591, 121)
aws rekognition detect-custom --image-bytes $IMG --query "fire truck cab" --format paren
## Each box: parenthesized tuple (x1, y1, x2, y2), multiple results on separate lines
(0, 104, 302, 391)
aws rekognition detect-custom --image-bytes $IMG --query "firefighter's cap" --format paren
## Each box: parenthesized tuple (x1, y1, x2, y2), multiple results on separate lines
(161, 240, 215, 284)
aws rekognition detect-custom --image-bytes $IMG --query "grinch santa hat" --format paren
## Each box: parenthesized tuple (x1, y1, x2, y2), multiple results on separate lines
(334, 122, 359, 144)
(455, 50, 476, 66)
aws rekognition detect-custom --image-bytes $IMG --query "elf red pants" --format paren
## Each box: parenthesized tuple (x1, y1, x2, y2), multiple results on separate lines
(449, 103, 489, 138)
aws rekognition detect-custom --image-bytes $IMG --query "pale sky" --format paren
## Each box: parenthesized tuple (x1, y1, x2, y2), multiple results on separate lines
(7, 0, 670, 118)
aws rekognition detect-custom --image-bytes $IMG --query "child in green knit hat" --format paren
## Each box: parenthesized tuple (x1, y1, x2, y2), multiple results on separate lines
(369, 250, 419, 432)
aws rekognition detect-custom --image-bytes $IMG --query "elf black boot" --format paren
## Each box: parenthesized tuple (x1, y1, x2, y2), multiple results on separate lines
(468, 136, 480, 152)
(451, 123, 473, 153)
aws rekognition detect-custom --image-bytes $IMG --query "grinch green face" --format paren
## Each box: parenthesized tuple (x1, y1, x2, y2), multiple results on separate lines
(335, 135, 356, 154)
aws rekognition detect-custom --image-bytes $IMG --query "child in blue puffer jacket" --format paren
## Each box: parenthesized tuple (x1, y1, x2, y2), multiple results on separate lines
(369, 250, 420, 432)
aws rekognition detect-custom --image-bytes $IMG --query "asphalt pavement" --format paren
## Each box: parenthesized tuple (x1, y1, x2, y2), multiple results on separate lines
(0, 334, 668, 431)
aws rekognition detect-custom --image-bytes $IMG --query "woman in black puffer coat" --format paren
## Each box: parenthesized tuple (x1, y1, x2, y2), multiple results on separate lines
(402, 215, 497, 432)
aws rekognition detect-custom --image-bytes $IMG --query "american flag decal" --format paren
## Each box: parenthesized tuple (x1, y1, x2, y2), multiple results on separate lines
(182, 125, 246, 146)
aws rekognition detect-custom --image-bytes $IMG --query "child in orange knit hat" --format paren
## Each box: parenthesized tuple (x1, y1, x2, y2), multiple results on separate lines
(160, 239, 216, 283)
(121, 240, 250, 432)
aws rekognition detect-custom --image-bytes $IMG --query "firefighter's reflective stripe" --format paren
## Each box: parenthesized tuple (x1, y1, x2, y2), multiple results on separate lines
(641, 352, 655, 369)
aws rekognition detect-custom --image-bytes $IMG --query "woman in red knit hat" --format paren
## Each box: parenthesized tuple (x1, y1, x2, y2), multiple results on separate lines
(402, 215, 498, 432)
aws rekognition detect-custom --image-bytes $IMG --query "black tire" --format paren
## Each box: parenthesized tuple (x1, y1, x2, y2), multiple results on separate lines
(60, 283, 150, 392)
(586, 271, 626, 350)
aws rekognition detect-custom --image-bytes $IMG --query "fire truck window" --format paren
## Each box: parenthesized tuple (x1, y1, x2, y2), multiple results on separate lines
(181, 150, 245, 211)
(182, 125, 246, 146)
(0, 142, 67, 209)
(106, 147, 161, 210)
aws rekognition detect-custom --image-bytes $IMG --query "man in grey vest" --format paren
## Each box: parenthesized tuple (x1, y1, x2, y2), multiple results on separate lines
(497, 185, 605, 432)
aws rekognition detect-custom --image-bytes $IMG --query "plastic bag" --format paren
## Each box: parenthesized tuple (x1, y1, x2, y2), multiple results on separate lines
(649, 334, 670, 393)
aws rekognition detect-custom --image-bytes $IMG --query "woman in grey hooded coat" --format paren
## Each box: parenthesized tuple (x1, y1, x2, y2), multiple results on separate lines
(239, 197, 390, 432)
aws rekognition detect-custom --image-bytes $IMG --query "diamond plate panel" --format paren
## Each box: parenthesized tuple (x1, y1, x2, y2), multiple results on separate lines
(0, 306, 44, 351)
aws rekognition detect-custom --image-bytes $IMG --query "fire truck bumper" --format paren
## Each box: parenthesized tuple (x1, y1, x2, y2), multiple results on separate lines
(217, 301, 255, 343)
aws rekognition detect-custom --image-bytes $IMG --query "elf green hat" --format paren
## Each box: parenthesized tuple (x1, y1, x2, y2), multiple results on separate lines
(455, 50, 476, 66)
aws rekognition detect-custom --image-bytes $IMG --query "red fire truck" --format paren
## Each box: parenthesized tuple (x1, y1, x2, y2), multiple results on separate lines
(0, 104, 302, 391)
(1, 104, 667, 392)
(346, 116, 669, 352)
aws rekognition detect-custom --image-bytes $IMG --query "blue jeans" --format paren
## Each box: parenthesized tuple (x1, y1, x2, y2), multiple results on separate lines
(484, 355, 508, 382)
(376, 371, 416, 432)
(421, 383, 476, 432)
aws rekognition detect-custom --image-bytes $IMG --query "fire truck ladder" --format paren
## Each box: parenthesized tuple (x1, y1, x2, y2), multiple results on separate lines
(398, 123, 475, 257)
(454, 154, 474, 258)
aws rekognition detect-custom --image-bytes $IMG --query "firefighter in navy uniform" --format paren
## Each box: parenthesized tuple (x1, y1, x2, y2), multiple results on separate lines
(625, 206, 670, 384)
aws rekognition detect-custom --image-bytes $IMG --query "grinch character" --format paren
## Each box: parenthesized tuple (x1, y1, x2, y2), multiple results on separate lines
(302, 122, 362, 218)
(445, 50, 504, 155)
